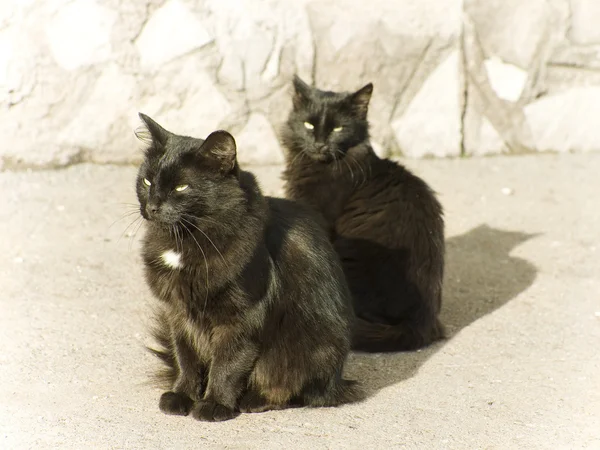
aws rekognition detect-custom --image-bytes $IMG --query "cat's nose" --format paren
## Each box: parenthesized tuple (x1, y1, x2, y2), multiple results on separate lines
(146, 203, 159, 217)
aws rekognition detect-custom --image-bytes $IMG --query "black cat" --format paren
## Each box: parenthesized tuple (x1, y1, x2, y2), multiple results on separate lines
(281, 76, 445, 352)
(135, 114, 361, 421)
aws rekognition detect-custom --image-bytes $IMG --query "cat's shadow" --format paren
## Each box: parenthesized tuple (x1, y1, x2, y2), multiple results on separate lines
(346, 224, 539, 395)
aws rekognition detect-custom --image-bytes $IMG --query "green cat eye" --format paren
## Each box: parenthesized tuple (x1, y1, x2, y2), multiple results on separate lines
(333, 126, 343, 132)
(304, 122, 314, 130)
(175, 184, 189, 192)
(143, 178, 151, 186)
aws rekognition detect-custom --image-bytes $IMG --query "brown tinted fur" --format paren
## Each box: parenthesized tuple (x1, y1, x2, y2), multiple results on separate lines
(135, 114, 362, 422)
(281, 77, 445, 352)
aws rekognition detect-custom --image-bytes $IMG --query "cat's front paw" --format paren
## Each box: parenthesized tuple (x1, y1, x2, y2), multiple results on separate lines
(159, 391, 194, 416)
(191, 400, 237, 422)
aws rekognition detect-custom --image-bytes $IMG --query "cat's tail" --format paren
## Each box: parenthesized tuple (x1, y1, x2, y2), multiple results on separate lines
(146, 310, 177, 389)
(351, 317, 445, 353)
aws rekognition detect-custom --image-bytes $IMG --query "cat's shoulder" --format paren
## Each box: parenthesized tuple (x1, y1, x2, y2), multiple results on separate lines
(370, 156, 427, 185)
(266, 196, 321, 225)
(265, 196, 329, 242)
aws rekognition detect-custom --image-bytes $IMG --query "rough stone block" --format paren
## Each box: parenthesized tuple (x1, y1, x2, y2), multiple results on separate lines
(206, 0, 313, 91)
(463, 0, 600, 156)
(391, 51, 462, 158)
(464, 0, 567, 69)
(236, 113, 284, 166)
(59, 66, 136, 159)
(569, 0, 600, 45)
(135, 0, 213, 70)
(484, 57, 528, 102)
(3, 0, 600, 169)
(525, 88, 600, 152)
(308, 0, 463, 158)
(46, 0, 116, 71)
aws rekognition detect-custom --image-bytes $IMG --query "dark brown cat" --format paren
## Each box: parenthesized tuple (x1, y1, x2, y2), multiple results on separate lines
(135, 114, 361, 421)
(281, 76, 445, 352)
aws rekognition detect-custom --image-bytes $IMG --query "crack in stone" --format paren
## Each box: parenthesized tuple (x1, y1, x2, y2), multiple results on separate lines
(517, 19, 553, 108)
(259, 28, 278, 78)
(130, 0, 168, 43)
(1, 148, 89, 172)
(0, 148, 143, 172)
(310, 38, 318, 85)
(164, 39, 217, 67)
(306, 6, 318, 84)
(565, 0, 573, 42)
(460, 24, 468, 157)
(241, 59, 247, 92)
(130, 1, 151, 43)
(388, 38, 434, 123)
(463, 12, 532, 155)
(548, 62, 600, 72)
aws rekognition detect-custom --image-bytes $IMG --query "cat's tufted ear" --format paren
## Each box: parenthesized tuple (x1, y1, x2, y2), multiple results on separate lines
(348, 83, 373, 119)
(292, 75, 312, 109)
(201, 130, 237, 173)
(137, 113, 171, 146)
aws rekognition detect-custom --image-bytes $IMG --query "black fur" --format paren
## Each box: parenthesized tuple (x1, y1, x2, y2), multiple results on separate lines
(135, 114, 362, 421)
(281, 77, 446, 352)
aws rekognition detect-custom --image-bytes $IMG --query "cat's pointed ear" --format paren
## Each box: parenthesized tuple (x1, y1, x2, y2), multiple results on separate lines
(349, 83, 373, 119)
(138, 113, 170, 146)
(292, 75, 312, 109)
(201, 130, 237, 173)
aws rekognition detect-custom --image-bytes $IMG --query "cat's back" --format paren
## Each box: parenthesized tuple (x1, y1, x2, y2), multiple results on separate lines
(264, 197, 351, 309)
(362, 157, 440, 208)
(265, 197, 334, 263)
(338, 156, 444, 242)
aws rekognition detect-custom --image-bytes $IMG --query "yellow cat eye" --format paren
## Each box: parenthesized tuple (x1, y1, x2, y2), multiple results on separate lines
(175, 184, 189, 192)
(304, 122, 314, 130)
(143, 178, 151, 186)
(333, 126, 343, 132)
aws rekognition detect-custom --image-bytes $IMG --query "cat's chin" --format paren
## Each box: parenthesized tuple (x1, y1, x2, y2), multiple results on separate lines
(144, 218, 179, 230)
(304, 151, 335, 163)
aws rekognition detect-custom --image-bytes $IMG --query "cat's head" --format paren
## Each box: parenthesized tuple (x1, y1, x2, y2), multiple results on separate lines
(283, 75, 373, 162)
(135, 114, 241, 228)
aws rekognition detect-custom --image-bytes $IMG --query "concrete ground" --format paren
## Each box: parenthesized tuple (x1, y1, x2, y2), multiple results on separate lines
(1, 153, 599, 449)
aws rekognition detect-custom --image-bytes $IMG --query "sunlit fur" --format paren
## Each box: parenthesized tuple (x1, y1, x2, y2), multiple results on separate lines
(282, 77, 446, 353)
(135, 114, 363, 422)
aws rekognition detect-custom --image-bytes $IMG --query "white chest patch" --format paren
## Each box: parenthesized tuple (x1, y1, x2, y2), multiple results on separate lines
(161, 250, 183, 269)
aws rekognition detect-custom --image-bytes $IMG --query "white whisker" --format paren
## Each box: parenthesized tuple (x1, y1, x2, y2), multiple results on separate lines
(181, 212, 227, 232)
(181, 217, 227, 268)
(336, 149, 355, 183)
(119, 216, 142, 243)
(290, 150, 307, 169)
(347, 153, 368, 187)
(108, 210, 140, 231)
(181, 221, 210, 313)
(129, 217, 144, 251)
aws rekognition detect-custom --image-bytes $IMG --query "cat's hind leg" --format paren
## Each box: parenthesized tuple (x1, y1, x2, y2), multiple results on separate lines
(238, 389, 291, 413)
(299, 376, 364, 408)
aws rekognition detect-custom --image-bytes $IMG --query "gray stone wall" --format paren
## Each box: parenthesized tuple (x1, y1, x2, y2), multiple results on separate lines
(464, 0, 600, 156)
(1, 0, 599, 169)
